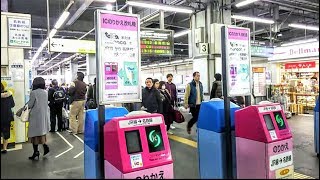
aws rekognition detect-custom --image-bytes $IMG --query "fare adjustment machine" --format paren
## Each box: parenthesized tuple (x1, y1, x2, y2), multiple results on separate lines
(235, 103, 294, 179)
(104, 113, 173, 179)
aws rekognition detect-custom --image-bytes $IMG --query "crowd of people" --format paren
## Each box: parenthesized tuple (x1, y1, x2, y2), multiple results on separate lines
(1, 70, 234, 158)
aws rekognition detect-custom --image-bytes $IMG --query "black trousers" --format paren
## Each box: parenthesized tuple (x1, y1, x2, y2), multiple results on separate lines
(50, 106, 63, 131)
(187, 105, 201, 129)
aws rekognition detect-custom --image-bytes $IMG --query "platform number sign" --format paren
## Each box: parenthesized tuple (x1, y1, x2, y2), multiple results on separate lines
(199, 43, 208, 54)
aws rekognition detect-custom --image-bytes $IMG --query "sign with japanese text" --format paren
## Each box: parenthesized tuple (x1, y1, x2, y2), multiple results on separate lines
(7, 17, 31, 47)
(284, 61, 316, 69)
(119, 116, 163, 128)
(253, 67, 266, 96)
(140, 28, 174, 56)
(123, 163, 173, 179)
(258, 105, 282, 113)
(269, 151, 293, 171)
(251, 45, 274, 57)
(275, 165, 294, 179)
(96, 10, 141, 104)
(269, 41, 319, 61)
(223, 26, 251, 96)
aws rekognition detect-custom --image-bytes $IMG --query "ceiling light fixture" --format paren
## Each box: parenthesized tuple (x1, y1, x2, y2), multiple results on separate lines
(232, 15, 274, 24)
(106, 3, 113, 10)
(126, 1, 194, 14)
(95, 0, 116, 2)
(288, 23, 319, 31)
(54, 11, 70, 29)
(49, 29, 57, 38)
(174, 30, 190, 38)
(235, 0, 258, 7)
(281, 38, 318, 47)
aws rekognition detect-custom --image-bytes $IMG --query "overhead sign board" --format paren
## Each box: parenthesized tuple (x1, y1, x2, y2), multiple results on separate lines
(140, 28, 174, 56)
(49, 38, 96, 54)
(96, 10, 141, 104)
(7, 16, 31, 47)
(268, 41, 319, 61)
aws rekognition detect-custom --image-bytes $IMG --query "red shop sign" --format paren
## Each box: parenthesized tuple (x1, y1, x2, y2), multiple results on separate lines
(284, 61, 316, 69)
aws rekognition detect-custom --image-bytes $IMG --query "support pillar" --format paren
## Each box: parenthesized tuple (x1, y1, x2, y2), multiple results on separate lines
(70, 60, 78, 81)
(86, 53, 96, 84)
(159, 10, 165, 29)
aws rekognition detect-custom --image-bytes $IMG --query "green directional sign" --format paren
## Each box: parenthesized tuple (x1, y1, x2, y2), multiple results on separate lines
(145, 125, 165, 152)
(148, 130, 162, 148)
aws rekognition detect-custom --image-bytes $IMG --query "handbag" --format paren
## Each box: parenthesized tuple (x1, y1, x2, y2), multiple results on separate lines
(20, 105, 30, 122)
(173, 108, 185, 123)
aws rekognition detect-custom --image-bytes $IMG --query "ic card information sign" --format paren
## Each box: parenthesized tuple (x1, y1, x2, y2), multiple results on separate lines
(96, 10, 141, 104)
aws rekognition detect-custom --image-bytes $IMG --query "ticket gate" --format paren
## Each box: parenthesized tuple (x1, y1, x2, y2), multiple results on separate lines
(104, 113, 173, 179)
(235, 103, 294, 179)
(84, 107, 129, 179)
(197, 99, 240, 179)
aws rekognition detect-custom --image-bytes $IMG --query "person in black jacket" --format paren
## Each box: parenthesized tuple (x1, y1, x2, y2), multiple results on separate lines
(48, 79, 65, 132)
(210, 73, 223, 99)
(142, 78, 162, 113)
(86, 78, 97, 109)
(1, 83, 15, 154)
(159, 81, 174, 134)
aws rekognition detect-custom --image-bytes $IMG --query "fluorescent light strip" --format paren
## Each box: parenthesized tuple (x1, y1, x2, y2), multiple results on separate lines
(39, 54, 78, 75)
(49, 29, 57, 38)
(235, 0, 258, 7)
(281, 38, 318, 47)
(174, 30, 190, 38)
(54, 11, 70, 29)
(171, 60, 184, 64)
(78, 63, 87, 68)
(127, 1, 193, 14)
(288, 23, 319, 31)
(232, 15, 274, 24)
(42, 52, 63, 67)
(159, 62, 170, 65)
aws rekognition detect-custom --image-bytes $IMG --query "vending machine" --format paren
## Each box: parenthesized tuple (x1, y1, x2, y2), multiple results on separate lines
(235, 103, 294, 179)
(104, 113, 173, 179)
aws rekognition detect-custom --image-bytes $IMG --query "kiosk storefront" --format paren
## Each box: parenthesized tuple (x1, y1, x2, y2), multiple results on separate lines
(235, 103, 294, 179)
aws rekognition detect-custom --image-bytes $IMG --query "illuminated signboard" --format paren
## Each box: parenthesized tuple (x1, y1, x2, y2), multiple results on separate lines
(140, 28, 174, 56)
(273, 112, 286, 130)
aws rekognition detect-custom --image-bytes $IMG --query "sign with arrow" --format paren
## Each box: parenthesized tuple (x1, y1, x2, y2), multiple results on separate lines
(49, 38, 96, 54)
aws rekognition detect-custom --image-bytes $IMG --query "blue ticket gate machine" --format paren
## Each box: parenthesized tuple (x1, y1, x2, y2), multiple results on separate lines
(315, 98, 319, 158)
(197, 99, 240, 178)
(84, 107, 128, 179)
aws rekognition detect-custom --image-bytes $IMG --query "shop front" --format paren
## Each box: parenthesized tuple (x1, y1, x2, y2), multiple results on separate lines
(268, 41, 319, 115)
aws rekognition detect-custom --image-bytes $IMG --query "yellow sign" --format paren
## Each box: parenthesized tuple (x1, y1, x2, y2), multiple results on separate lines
(275, 165, 294, 179)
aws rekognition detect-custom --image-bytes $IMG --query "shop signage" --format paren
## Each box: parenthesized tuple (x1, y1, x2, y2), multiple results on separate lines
(252, 67, 266, 96)
(7, 17, 31, 47)
(49, 38, 96, 54)
(251, 45, 274, 58)
(140, 28, 174, 56)
(284, 61, 316, 69)
(223, 26, 251, 96)
(96, 10, 141, 104)
(269, 41, 319, 61)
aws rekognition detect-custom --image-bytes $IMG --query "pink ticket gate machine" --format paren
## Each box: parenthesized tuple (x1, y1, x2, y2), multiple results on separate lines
(103, 113, 173, 179)
(235, 103, 294, 179)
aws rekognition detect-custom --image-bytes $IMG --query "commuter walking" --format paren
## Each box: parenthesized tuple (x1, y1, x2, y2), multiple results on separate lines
(142, 78, 162, 113)
(48, 79, 66, 132)
(165, 74, 178, 130)
(27, 77, 50, 160)
(184, 72, 204, 134)
(159, 81, 174, 134)
(210, 73, 223, 99)
(1, 83, 15, 154)
(68, 72, 87, 135)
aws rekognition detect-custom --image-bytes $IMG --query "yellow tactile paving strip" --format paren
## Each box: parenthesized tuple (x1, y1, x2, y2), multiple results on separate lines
(168, 134, 315, 179)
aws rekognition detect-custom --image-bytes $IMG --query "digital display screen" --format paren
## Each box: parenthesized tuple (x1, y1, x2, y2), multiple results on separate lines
(145, 125, 165, 153)
(125, 130, 143, 154)
(263, 114, 275, 131)
(273, 111, 286, 130)
(140, 28, 174, 56)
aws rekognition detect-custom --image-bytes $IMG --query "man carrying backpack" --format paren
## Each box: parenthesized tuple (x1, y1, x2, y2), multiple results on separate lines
(48, 79, 66, 132)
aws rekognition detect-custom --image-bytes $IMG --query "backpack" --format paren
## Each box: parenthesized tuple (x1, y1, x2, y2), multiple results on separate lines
(53, 88, 66, 104)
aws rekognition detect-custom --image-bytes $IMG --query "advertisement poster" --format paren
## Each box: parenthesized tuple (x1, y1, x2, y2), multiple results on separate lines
(253, 67, 266, 96)
(7, 17, 31, 47)
(97, 11, 141, 104)
(225, 27, 251, 96)
(10, 63, 24, 81)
